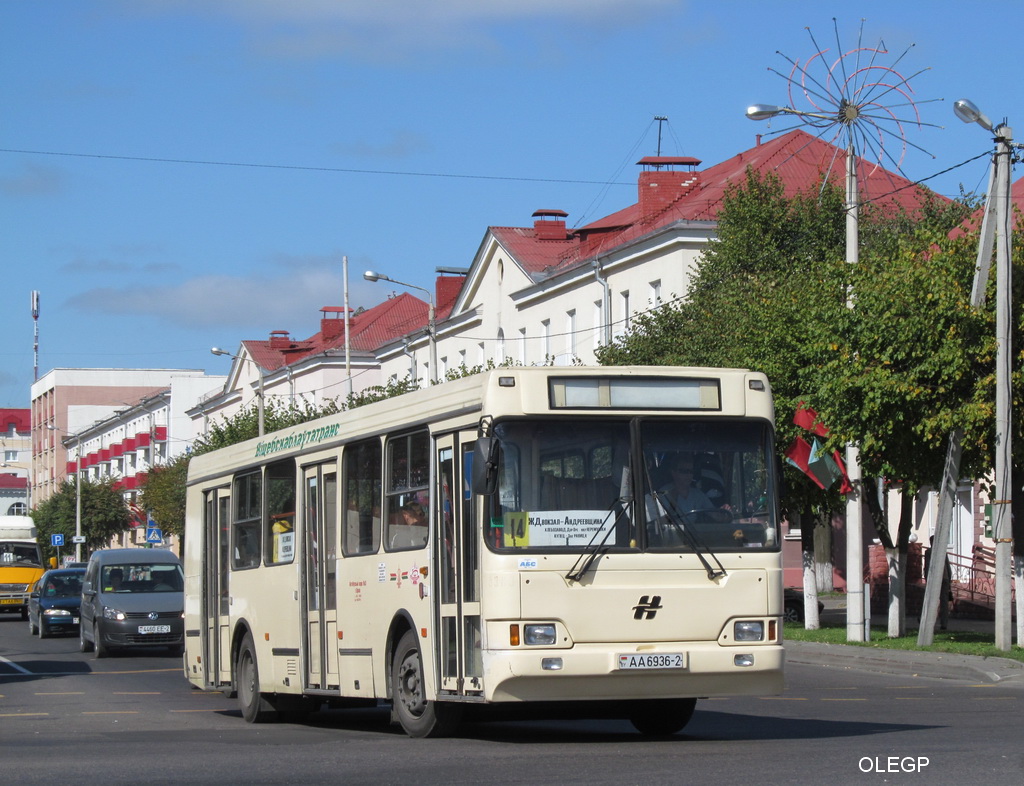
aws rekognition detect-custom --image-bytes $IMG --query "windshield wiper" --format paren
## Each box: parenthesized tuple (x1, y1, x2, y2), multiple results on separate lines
(649, 489, 727, 581)
(565, 500, 630, 582)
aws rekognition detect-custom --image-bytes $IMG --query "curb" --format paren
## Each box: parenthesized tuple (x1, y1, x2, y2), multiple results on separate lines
(784, 640, 1024, 686)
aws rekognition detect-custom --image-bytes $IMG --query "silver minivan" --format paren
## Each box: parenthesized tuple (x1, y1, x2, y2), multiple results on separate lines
(79, 548, 184, 658)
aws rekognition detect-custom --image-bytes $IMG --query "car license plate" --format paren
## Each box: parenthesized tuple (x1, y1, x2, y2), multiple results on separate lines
(138, 625, 171, 634)
(0, 598, 19, 605)
(618, 653, 685, 670)
(73, 617, 80, 624)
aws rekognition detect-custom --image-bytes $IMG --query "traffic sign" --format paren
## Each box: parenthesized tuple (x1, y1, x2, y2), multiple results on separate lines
(51, 533, 65, 547)
(146, 527, 163, 544)
(72, 535, 86, 544)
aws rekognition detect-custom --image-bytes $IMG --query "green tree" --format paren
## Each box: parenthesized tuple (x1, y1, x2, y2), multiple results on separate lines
(139, 453, 189, 550)
(32, 479, 133, 562)
(597, 166, 1005, 633)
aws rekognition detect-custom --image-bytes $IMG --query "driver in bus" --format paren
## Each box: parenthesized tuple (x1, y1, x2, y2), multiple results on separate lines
(659, 456, 714, 516)
(646, 455, 730, 544)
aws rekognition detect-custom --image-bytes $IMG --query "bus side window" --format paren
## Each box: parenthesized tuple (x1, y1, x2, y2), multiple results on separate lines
(233, 470, 262, 569)
(264, 459, 296, 565)
(385, 430, 430, 552)
(343, 438, 382, 556)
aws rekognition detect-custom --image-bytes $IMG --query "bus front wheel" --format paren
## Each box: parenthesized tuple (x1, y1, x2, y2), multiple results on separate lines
(628, 698, 697, 736)
(236, 632, 277, 723)
(391, 630, 461, 738)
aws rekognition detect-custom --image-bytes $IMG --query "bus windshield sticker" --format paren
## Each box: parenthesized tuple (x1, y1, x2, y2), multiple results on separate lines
(503, 510, 614, 548)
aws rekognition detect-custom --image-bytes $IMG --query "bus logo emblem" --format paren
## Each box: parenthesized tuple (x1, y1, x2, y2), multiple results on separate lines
(632, 595, 663, 620)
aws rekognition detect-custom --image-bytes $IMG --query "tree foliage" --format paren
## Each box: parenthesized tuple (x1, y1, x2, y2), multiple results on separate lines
(32, 478, 134, 561)
(140, 453, 189, 545)
(597, 166, 1011, 504)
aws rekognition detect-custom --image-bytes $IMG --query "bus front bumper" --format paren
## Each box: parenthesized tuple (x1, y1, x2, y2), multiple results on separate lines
(480, 643, 785, 703)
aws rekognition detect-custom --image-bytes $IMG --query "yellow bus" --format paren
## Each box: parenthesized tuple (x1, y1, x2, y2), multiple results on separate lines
(0, 515, 45, 621)
(183, 367, 784, 736)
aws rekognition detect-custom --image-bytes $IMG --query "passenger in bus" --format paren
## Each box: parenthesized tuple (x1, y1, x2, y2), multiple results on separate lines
(401, 501, 427, 526)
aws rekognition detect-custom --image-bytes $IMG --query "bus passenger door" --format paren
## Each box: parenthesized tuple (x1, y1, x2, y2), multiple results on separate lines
(435, 434, 483, 696)
(202, 486, 232, 688)
(302, 464, 340, 691)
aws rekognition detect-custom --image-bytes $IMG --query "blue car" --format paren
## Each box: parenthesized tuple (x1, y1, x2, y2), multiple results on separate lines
(27, 568, 86, 638)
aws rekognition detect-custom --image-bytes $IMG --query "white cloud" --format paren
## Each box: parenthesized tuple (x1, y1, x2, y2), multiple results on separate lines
(123, 0, 681, 59)
(63, 255, 380, 335)
(0, 163, 66, 197)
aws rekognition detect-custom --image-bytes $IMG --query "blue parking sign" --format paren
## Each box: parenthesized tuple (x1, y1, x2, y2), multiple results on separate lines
(51, 533, 65, 547)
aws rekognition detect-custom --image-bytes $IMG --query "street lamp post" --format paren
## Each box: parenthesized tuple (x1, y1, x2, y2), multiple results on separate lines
(747, 103, 867, 641)
(211, 347, 265, 437)
(364, 270, 437, 384)
(951, 99, 1015, 651)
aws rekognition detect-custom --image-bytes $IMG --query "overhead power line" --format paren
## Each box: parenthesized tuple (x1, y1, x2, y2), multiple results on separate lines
(0, 147, 632, 188)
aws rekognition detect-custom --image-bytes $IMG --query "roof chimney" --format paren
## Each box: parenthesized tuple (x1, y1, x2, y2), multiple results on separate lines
(636, 156, 701, 219)
(532, 209, 569, 240)
(268, 330, 291, 350)
(319, 307, 346, 342)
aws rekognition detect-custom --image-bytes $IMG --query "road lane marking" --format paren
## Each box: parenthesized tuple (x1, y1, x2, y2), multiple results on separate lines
(821, 698, 868, 701)
(35, 692, 86, 696)
(114, 691, 161, 695)
(0, 712, 49, 717)
(82, 711, 140, 715)
(171, 708, 230, 713)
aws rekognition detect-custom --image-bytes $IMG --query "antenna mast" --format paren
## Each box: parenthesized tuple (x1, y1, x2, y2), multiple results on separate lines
(31, 291, 40, 381)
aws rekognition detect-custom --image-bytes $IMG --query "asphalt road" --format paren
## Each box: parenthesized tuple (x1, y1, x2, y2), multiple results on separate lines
(1, 613, 1022, 785)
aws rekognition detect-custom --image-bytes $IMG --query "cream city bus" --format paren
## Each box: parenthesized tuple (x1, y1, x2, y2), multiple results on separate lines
(183, 366, 784, 737)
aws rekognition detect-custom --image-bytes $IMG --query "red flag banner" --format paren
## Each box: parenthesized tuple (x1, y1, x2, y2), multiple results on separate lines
(784, 437, 825, 490)
(793, 402, 829, 437)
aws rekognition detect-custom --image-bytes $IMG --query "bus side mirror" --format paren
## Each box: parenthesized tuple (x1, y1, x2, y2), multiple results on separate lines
(49, 557, 58, 569)
(472, 437, 500, 497)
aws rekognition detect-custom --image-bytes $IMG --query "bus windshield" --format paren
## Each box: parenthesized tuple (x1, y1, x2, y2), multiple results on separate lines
(486, 418, 777, 553)
(0, 542, 43, 566)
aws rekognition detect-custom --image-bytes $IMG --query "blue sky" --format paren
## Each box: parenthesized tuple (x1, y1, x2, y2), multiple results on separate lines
(1, 0, 1020, 407)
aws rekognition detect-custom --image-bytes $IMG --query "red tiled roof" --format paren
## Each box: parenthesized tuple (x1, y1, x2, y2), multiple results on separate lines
(0, 474, 27, 490)
(242, 291, 432, 371)
(494, 128, 943, 280)
(948, 175, 1024, 241)
(0, 408, 30, 433)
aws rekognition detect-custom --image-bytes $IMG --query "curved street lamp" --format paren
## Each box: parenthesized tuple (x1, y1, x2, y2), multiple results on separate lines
(211, 347, 265, 437)
(950, 100, 1015, 651)
(364, 270, 437, 384)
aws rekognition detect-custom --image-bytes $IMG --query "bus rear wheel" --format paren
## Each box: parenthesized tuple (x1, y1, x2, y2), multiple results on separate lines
(236, 632, 277, 723)
(391, 630, 461, 738)
(628, 698, 697, 736)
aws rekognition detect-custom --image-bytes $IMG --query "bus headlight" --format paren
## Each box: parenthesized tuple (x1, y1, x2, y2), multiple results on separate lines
(524, 624, 557, 646)
(733, 621, 764, 642)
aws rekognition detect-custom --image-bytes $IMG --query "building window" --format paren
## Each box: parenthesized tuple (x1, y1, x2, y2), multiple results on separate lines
(649, 280, 662, 306)
(518, 328, 527, 365)
(4, 450, 17, 462)
(7, 502, 27, 516)
(620, 290, 631, 332)
(541, 320, 551, 361)
(593, 300, 604, 347)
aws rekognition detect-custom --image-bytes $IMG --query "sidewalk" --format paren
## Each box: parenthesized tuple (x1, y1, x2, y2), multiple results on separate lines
(785, 596, 1024, 687)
